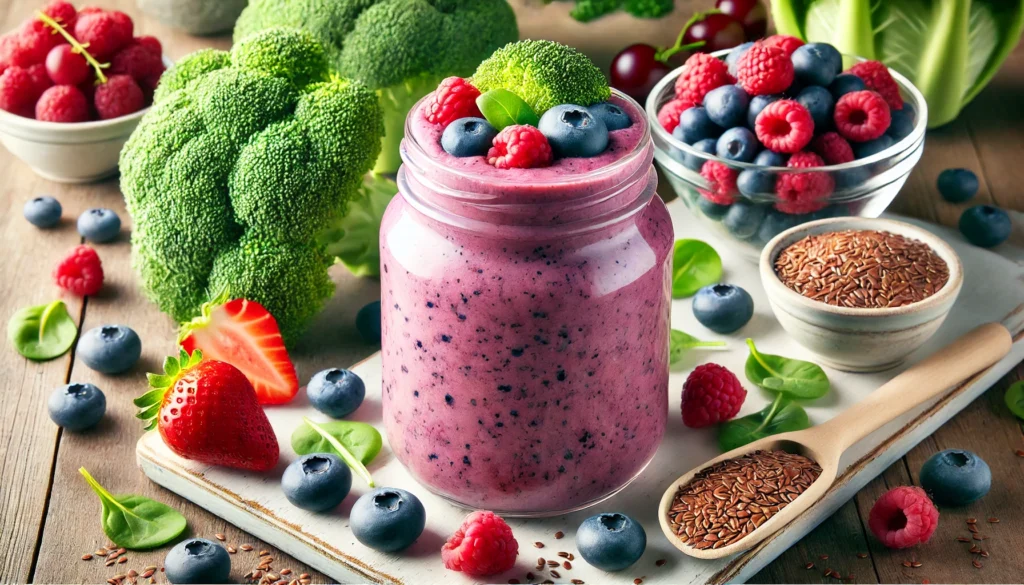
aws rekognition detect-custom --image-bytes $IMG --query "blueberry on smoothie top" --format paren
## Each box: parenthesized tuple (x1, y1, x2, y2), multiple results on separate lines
(538, 104, 609, 158)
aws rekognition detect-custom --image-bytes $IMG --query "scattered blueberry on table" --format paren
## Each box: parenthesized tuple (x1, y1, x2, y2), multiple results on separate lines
(281, 453, 352, 512)
(164, 538, 231, 585)
(937, 168, 979, 203)
(356, 300, 382, 343)
(48, 383, 106, 431)
(693, 284, 754, 334)
(23, 195, 62, 228)
(77, 208, 121, 243)
(77, 325, 142, 374)
(350, 488, 426, 552)
(959, 205, 1011, 248)
(576, 512, 646, 572)
(307, 368, 365, 418)
(919, 448, 991, 506)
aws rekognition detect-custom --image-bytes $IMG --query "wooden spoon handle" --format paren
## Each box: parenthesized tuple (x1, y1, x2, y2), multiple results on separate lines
(813, 323, 1012, 454)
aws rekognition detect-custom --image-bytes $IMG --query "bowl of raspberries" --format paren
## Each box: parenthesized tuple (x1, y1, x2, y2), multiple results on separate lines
(0, 1, 169, 183)
(647, 35, 926, 261)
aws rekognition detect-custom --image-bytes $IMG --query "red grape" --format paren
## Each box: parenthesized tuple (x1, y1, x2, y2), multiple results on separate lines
(716, 0, 768, 40)
(45, 44, 90, 86)
(682, 13, 746, 54)
(610, 43, 672, 103)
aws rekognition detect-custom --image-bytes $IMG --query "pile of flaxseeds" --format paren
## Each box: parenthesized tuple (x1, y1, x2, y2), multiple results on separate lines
(505, 532, 668, 585)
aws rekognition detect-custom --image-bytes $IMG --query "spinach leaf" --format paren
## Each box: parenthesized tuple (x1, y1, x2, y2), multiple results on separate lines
(672, 239, 722, 298)
(477, 89, 540, 130)
(8, 300, 78, 361)
(79, 467, 186, 550)
(1005, 380, 1024, 420)
(745, 338, 830, 399)
(295, 417, 377, 487)
(670, 329, 726, 365)
(718, 395, 811, 452)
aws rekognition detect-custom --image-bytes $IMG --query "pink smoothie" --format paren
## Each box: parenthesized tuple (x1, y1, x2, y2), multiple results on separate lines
(380, 94, 673, 514)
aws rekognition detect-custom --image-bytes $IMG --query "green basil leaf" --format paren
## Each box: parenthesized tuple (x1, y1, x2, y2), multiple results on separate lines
(477, 89, 540, 131)
(745, 338, 830, 399)
(672, 239, 722, 298)
(293, 417, 378, 487)
(1005, 380, 1024, 420)
(8, 300, 78, 361)
(669, 329, 726, 365)
(80, 467, 186, 550)
(717, 396, 811, 452)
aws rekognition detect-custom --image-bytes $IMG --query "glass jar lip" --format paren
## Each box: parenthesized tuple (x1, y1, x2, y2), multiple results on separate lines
(402, 88, 652, 186)
(645, 49, 929, 172)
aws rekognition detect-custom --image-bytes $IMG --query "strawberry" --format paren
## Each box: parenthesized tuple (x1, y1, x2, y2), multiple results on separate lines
(135, 349, 279, 472)
(179, 294, 299, 405)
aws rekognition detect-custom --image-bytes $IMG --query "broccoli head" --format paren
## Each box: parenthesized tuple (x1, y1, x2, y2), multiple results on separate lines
(120, 28, 384, 346)
(233, 0, 519, 174)
(471, 40, 611, 115)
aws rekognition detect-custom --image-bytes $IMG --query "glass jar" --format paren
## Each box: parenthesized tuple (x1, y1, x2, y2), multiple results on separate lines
(380, 92, 673, 516)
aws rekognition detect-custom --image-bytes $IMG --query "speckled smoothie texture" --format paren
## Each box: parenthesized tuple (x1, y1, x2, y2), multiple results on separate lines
(380, 95, 673, 514)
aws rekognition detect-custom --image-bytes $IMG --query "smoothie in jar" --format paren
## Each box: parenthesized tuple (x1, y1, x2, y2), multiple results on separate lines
(380, 41, 673, 516)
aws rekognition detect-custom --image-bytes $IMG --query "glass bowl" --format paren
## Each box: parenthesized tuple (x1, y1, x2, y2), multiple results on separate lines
(646, 50, 928, 261)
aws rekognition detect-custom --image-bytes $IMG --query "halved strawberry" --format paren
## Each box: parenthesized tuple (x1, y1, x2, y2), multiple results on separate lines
(179, 293, 299, 405)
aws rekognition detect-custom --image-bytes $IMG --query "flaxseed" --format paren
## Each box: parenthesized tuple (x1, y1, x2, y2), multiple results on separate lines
(554, 531, 564, 539)
(563, 561, 572, 570)
(82, 554, 93, 561)
(655, 559, 666, 567)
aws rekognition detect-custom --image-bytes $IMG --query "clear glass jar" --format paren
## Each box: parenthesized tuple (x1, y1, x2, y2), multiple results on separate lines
(380, 92, 673, 516)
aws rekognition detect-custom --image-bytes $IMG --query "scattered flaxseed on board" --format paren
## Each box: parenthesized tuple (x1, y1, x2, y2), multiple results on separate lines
(805, 562, 815, 570)
(554, 531, 564, 539)
(534, 542, 545, 548)
(536, 557, 545, 567)
(655, 559, 666, 567)
(241, 544, 254, 551)
(667, 450, 822, 549)
(958, 536, 971, 542)
(857, 552, 868, 559)
(572, 580, 585, 584)
(215, 533, 226, 541)
(633, 579, 643, 585)
(550, 570, 561, 578)
(547, 560, 560, 568)
(1016, 449, 1024, 457)
(973, 560, 983, 569)
(82, 554, 93, 561)
(563, 561, 572, 570)
(987, 517, 999, 523)
(774, 230, 949, 308)
(557, 552, 570, 558)
(819, 554, 829, 560)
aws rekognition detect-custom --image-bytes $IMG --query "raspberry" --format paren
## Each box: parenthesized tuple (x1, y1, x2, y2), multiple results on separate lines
(442, 511, 518, 577)
(811, 132, 855, 165)
(0, 35, 18, 69)
(36, 84, 89, 122)
(423, 76, 481, 126)
(26, 63, 53, 97)
(54, 245, 104, 296)
(681, 363, 746, 428)
(674, 53, 733, 105)
(848, 60, 903, 110)
(73, 10, 133, 60)
(0, 66, 39, 117)
(487, 125, 552, 169)
(834, 90, 891, 142)
(45, 44, 90, 86)
(134, 35, 162, 56)
(110, 43, 165, 86)
(699, 161, 739, 205)
(15, 20, 64, 67)
(93, 74, 144, 119)
(868, 486, 939, 549)
(657, 98, 696, 133)
(754, 99, 814, 154)
(736, 42, 795, 96)
(775, 151, 833, 214)
(42, 0, 78, 29)
(762, 34, 805, 57)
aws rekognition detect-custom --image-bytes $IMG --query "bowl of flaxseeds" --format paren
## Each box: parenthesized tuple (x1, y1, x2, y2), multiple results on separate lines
(759, 217, 963, 372)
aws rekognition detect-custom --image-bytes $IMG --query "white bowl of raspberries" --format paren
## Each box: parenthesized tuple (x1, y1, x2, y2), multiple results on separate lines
(647, 35, 927, 261)
(0, 1, 169, 183)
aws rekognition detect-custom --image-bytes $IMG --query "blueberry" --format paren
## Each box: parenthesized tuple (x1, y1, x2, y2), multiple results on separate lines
(350, 488, 426, 552)
(77, 325, 142, 374)
(937, 168, 979, 203)
(48, 383, 106, 431)
(23, 195, 62, 228)
(829, 74, 866, 100)
(738, 150, 787, 198)
(282, 453, 351, 512)
(576, 513, 646, 572)
(588, 102, 632, 131)
(307, 368, 365, 418)
(675, 106, 722, 144)
(692, 284, 755, 334)
(356, 300, 382, 343)
(792, 43, 842, 87)
(704, 85, 750, 129)
(853, 135, 894, 159)
(441, 117, 496, 157)
(716, 127, 759, 163)
(919, 449, 991, 506)
(538, 104, 609, 158)
(887, 102, 916, 141)
(959, 205, 1011, 248)
(77, 208, 121, 243)
(164, 539, 230, 584)
(696, 196, 731, 221)
(723, 201, 768, 239)
(835, 166, 872, 190)
(754, 149, 788, 167)
(795, 86, 834, 130)
(756, 211, 802, 244)
(674, 137, 717, 172)
(726, 42, 754, 76)
(747, 94, 781, 129)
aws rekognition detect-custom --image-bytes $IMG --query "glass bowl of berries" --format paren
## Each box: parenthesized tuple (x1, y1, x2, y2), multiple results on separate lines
(646, 36, 927, 261)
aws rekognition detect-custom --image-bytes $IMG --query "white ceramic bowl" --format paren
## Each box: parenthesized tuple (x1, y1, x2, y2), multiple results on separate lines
(759, 217, 963, 372)
(0, 55, 171, 183)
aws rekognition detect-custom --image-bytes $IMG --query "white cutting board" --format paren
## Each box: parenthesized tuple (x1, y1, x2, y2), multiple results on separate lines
(138, 200, 1024, 585)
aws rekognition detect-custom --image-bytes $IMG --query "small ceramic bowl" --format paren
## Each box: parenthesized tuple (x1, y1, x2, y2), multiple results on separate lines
(759, 217, 963, 372)
(0, 55, 171, 183)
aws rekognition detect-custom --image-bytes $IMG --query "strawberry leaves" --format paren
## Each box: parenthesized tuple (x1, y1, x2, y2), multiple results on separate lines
(134, 349, 204, 431)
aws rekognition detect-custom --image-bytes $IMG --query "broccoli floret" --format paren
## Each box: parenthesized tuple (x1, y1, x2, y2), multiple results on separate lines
(623, 0, 673, 18)
(121, 28, 384, 346)
(570, 0, 622, 22)
(471, 40, 611, 115)
(233, 0, 519, 174)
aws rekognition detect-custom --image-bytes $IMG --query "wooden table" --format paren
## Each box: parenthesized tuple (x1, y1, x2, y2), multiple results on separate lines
(0, 1, 1021, 583)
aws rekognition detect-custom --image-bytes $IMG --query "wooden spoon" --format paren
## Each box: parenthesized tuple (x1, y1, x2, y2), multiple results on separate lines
(658, 322, 1013, 560)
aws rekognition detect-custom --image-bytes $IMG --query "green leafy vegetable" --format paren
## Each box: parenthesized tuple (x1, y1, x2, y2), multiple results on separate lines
(319, 174, 398, 278)
(477, 89, 540, 130)
(718, 395, 811, 452)
(1005, 380, 1024, 420)
(745, 339, 830, 399)
(670, 329, 726, 365)
(297, 417, 377, 487)
(80, 467, 186, 550)
(672, 239, 722, 298)
(772, 0, 1024, 127)
(8, 300, 78, 361)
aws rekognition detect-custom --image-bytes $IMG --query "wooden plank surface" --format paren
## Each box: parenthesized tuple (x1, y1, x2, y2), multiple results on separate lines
(0, 0, 1020, 583)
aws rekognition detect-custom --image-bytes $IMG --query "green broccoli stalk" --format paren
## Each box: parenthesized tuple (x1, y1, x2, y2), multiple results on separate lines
(233, 0, 519, 174)
(121, 28, 384, 346)
(318, 173, 399, 278)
